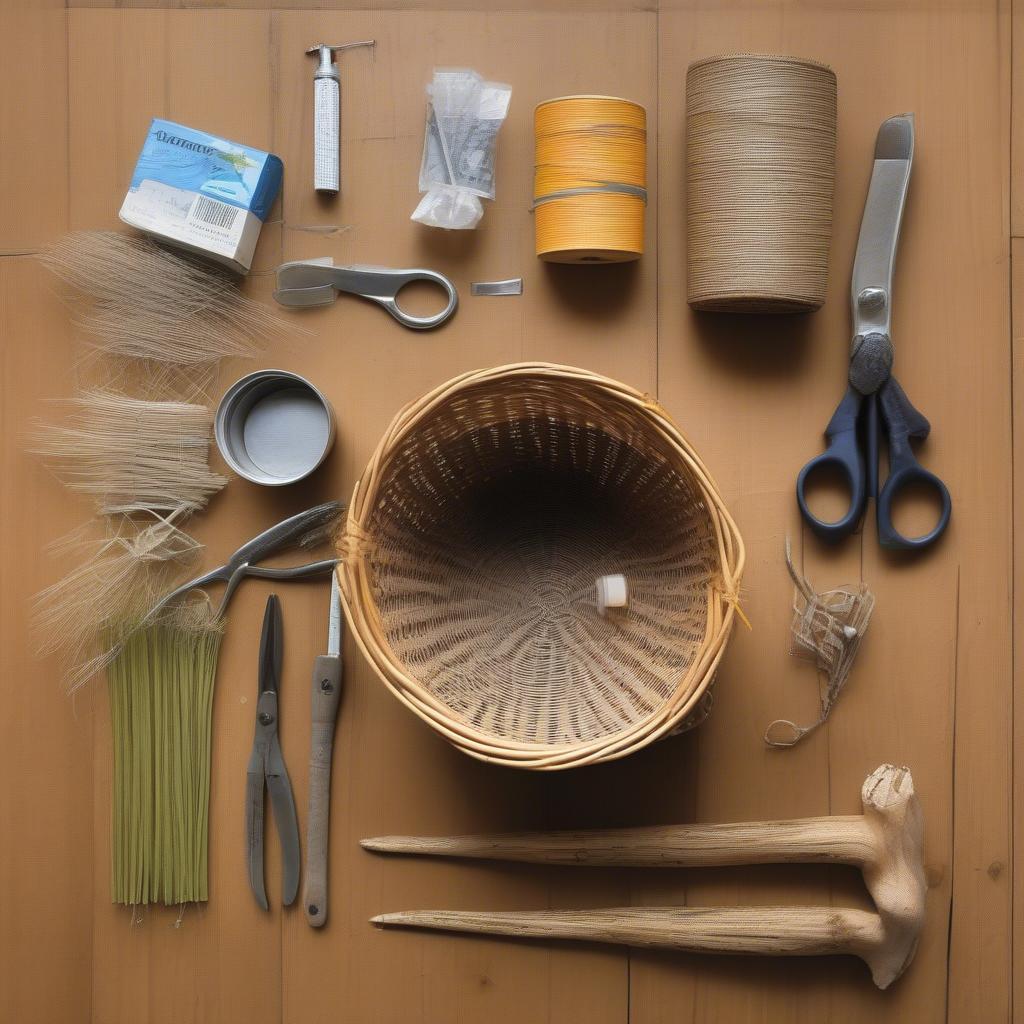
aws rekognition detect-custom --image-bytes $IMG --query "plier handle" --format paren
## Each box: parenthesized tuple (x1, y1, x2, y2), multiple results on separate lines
(140, 501, 343, 627)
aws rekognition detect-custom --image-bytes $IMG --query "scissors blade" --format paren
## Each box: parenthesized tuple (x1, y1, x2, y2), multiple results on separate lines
(851, 114, 914, 340)
(258, 594, 283, 695)
(327, 573, 342, 658)
(277, 258, 336, 287)
(274, 260, 338, 307)
(273, 283, 338, 308)
(245, 770, 269, 910)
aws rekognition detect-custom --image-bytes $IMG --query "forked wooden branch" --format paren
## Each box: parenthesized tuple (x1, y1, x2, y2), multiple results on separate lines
(366, 764, 925, 989)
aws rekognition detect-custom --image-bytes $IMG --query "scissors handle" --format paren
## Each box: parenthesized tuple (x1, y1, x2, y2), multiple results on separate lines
(340, 266, 458, 331)
(796, 387, 868, 543)
(274, 260, 458, 331)
(875, 379, 951, 550)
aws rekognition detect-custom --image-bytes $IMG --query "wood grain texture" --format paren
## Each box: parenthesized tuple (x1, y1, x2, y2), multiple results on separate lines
(0, 10, 94, 1023)
(272, 12, 651, 1021)
(1012, 236, 1024, 1024)
(0, 0, 67, 251)
(68, 11, 287, 1024)
(0, 258, 95, 1024)
(0, 1, 1015, 1022)
(656, 6, 1010, 1024)
(67, 0, 653, 10)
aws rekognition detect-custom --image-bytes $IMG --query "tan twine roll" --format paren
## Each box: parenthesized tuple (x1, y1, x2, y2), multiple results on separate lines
(338, 363, 745, 770)
(686, 55, 837, 313)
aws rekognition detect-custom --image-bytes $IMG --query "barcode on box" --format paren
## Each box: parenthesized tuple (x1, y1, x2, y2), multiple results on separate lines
(189, 195, 241, 230)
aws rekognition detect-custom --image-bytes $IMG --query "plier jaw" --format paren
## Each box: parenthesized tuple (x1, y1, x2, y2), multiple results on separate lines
(245, 594, 301, 910)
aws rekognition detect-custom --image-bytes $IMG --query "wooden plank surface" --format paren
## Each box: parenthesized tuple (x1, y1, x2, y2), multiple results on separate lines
(1013, 237, 1024, 1024)
(653, 10, 1010, 1024)
(0, 1, 1016, 1022)
(0, 5, 95, 1024)
(0, 258, 96, 1024)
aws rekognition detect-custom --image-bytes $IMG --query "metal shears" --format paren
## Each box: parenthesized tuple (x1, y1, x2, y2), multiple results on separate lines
(796, 114, 952, 550)
(246, 593, 301, 909)
(274, 258, 458, 331)
(139, 501, 342, 627)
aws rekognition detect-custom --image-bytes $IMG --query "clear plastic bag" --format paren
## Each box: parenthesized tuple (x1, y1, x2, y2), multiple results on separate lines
(412, 69, 512, 230)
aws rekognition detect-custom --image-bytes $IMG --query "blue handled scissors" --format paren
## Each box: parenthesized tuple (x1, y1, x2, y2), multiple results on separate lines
(796, 114, 951, 551)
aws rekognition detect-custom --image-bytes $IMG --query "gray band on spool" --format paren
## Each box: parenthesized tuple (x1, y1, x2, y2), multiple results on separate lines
(533, 182, 648, 208)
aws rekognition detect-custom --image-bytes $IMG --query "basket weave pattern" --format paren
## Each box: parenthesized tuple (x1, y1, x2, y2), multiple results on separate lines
(340, 364, 744, 769)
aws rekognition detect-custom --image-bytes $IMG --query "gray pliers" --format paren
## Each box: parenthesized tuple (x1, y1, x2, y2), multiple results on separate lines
(246, 593, 301, 909)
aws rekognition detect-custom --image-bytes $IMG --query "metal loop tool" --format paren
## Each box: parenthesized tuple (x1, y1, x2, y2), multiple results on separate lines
(274, 258, 458, 331)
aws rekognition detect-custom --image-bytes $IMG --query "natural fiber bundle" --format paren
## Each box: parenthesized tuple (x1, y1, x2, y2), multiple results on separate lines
(340, 363, 744, 770)
(534, 96, 647, 263)
(686, 55, 837, 313)
(33, 513, 202, 692)
(33, 230, 288, 912)
(107, 604, 222, 906)
(40, 231, 282, 367)
(30, 390, 226, 515)
(764, 539, 875, 747)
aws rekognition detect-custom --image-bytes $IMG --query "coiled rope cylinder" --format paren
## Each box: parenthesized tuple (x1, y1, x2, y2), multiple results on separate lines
(686, 55, 837, 313)
(534, 96, 647, 264)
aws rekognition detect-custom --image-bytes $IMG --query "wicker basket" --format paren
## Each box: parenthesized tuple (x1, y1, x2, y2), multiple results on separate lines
(339, 364, 744, 769)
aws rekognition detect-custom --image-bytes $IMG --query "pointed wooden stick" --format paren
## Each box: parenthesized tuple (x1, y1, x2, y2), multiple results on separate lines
(366, 765, 925, 989)
(364, 765, 920, 899)
(362, 815, 875, 868)
(372, 905, 903, 988)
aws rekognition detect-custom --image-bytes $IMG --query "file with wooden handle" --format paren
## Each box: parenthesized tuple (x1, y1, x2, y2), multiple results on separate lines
(303, 572, 344, 927)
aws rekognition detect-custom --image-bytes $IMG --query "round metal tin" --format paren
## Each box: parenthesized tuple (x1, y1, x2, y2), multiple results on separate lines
(215, 369, 335, 486)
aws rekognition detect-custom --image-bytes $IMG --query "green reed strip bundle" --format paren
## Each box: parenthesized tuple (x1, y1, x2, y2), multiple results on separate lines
(108, 617, 222, 906)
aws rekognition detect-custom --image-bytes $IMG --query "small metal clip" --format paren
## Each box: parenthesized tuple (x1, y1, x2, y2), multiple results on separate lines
(471, 278, 523, 297)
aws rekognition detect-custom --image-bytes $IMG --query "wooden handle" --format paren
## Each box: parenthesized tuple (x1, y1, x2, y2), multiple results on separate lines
(303, 654, 342, 928)
(368, 766, 925, 990)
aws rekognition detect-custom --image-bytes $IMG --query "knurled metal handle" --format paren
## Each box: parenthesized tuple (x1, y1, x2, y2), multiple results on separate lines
(314, 76, 340, 194)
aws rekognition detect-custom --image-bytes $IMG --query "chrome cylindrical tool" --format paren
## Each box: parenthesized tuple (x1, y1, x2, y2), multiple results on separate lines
(305, 41, 375, 195)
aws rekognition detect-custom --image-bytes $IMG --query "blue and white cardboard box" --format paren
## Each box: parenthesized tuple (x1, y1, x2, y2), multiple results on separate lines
(119, 119, 283, 274)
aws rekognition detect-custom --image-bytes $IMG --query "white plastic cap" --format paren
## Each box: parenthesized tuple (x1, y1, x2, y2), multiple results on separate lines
(596, 574, 629, 615)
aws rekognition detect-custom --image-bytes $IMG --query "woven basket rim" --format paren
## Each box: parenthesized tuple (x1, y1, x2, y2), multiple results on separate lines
(338, 362, 745, 769)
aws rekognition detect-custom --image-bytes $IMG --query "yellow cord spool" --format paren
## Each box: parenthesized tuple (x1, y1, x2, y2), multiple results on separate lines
(534, 96, 647, 264)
